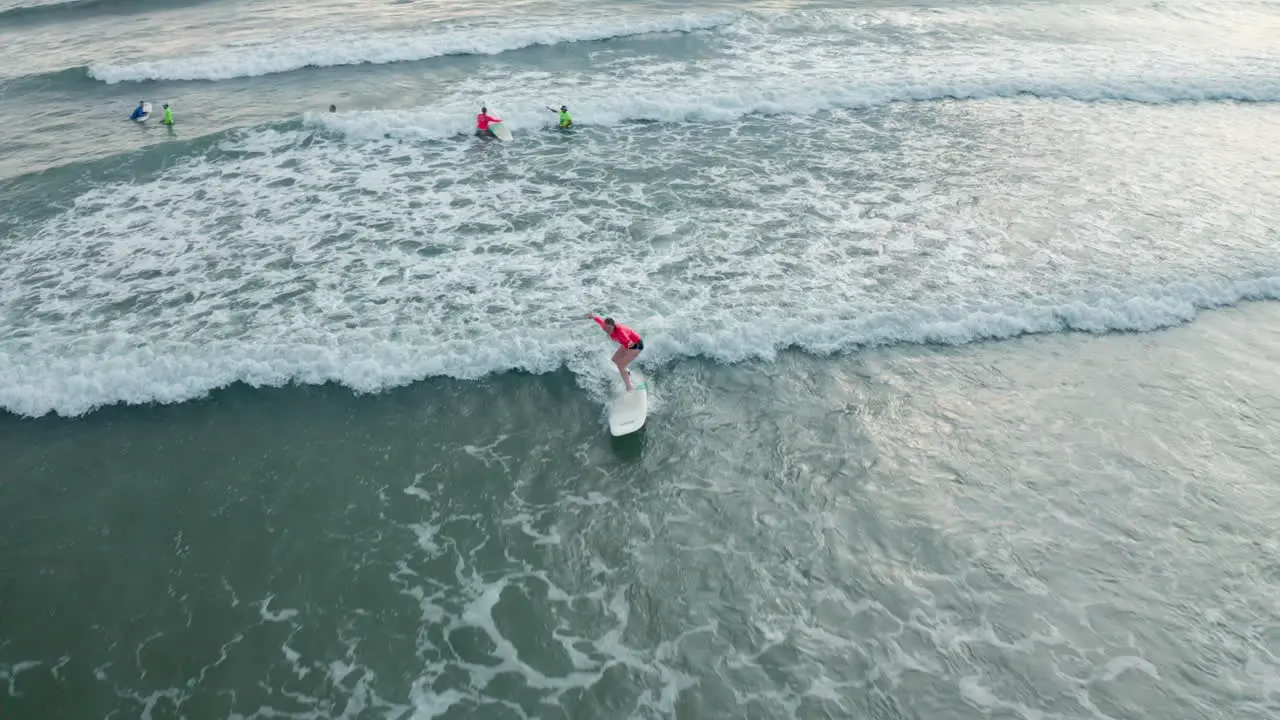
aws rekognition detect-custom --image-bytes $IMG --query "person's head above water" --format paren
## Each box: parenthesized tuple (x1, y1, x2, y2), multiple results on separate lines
(604, 318, 616, 331)
(163, 104, 169, 109)
(481, 106, 487, 113)
(329, 104, 336, 112)
(561, 105, 568, 111)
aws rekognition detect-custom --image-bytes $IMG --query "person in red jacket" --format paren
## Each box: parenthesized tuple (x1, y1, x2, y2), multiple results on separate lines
(585, 313, 644, 391)
(476, 107, 501, 137)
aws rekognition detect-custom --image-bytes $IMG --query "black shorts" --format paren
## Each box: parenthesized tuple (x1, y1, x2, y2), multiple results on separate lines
(628, 340, 644, 351)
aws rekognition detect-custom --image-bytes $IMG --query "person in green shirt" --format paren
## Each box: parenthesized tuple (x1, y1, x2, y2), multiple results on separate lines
(548, 104, 572, 128)
(161, 103, 174, 126)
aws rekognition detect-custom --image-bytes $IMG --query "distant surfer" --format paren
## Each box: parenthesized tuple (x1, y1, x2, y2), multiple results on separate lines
(329, 104, 336, 112)
(476, 107, 501, 138)
(586, 313, 643, 391)
(548, 105, 572, 128)
(162, 104, 174, 126)
(129, 101, 148, 120)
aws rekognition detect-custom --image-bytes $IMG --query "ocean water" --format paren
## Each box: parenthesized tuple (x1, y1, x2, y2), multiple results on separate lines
(2, 0, 1280, 717)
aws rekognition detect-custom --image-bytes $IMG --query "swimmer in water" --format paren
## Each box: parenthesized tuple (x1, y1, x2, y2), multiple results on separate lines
(476, 106, 501, 137)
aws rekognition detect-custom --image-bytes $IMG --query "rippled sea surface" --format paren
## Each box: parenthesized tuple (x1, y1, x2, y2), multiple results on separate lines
(1, 0, 1278, 717)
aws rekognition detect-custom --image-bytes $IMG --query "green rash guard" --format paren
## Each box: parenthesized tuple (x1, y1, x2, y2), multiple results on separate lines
(558, 110, 572, 127)
(163, 107, 174, 125)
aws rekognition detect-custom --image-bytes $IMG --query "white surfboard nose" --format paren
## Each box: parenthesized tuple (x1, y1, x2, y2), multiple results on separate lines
(608, 370, 648, 436)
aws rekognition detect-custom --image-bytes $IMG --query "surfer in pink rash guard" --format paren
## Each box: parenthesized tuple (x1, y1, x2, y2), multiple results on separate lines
(585, 313, 644, 391)
(476, 107, 501, 137)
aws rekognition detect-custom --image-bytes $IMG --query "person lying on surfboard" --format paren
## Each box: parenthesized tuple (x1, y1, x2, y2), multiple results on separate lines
(476, 107, 501, 137)
(585, 313, 643, 391)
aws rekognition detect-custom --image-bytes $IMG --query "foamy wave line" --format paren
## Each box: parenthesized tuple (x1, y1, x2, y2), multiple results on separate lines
(86, 12, 739, 83)
(0, 0, 203, 23)
(314, 75, 1280, 141)
(2, 277, 1276, 418)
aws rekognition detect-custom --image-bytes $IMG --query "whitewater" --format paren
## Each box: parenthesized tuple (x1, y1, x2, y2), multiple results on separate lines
(1, 1, 1278, 418)
(82, 4, 1280, 92)
(85, 11, 742, 83)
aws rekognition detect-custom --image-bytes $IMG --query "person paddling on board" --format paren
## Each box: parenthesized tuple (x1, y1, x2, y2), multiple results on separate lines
(585, 313, 643, 391)
(162, 103, 174, 126)
(129, 101, 147, 120)
(476, 107, 501, 137)
(547, 105, 572, 128)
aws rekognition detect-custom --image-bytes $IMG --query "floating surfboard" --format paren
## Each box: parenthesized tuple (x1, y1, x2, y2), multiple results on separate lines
(135, 102, 152, 122)
(608, 369, 648, 436)
(490, 120, 513, 142)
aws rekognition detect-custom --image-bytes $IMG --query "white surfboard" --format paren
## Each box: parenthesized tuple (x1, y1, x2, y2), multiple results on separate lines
(608, 369, 648, 436)
(490, 120, 513, 142)
(135, 102, 152, 122)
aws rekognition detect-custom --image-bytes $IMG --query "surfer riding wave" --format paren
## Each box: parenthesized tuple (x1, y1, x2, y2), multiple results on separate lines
(587, 313, 643, 391)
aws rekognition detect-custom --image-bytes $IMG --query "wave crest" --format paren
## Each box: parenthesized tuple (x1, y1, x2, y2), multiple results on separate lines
(87, 12, 739, 83)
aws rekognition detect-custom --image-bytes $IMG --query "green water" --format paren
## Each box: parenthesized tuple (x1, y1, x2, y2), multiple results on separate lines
(5, 303, 1280, 718)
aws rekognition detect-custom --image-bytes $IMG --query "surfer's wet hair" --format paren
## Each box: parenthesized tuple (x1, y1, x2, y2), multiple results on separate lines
(604, 317, 615, 327)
